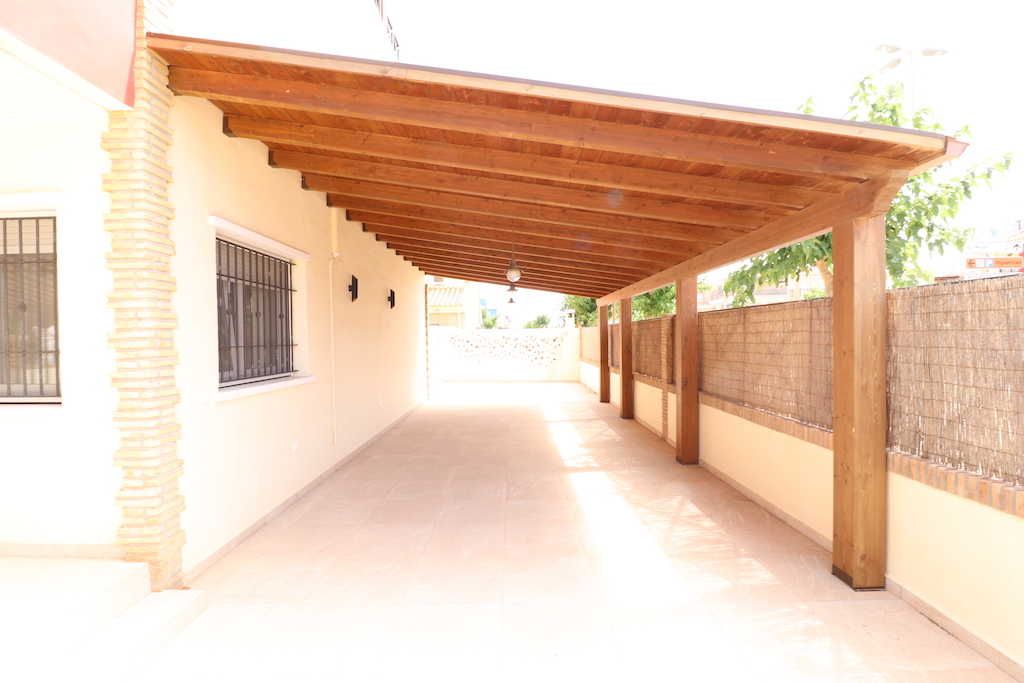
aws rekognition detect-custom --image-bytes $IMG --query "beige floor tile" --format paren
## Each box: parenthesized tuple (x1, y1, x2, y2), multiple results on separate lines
(809, 601, 999, 673)
(606, 603, 746, 676)
(382, 604, 503, 669)
(501, 603, 619, 669)
(364, 497, 444, 524)
(504, 497, 578, 525)
(590, 552, 700, 603)
(675, 553, 803, 602)
(125, 382, 1005, 682)
(504, 523, 586, 558)
(503, 555, 602, 603)
(420, 522, 505, 560)
(883, 669, 1019, 682)
(130, 604, 299, 681)
(404, 556, 504, 603)
(304, 555, 420, 604)
(447, 478, 508, 498)
(384, 479, 451, 499)
(506, 480, 569, 500)
(260, 604, 400, 676)
(709, 602, 879, 677)
(435, 497, 507, 526)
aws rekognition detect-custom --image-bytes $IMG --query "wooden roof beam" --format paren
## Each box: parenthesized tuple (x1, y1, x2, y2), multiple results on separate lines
(403, 256, 611, 297)
(333, 195, 728, 247)
(168, 67, 912, 181)
(273, 150, 778, 229)
(351, 212, 693, 265)
(226, 115, 832, 209)
(377, 234, 649, 283)
(309, 177, 744, 244)
(596, 171, 909, 306)
(397, 253, 632, 292)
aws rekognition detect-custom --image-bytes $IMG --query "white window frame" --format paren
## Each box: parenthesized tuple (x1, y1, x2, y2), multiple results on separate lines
(209, 216, 314, 402)
(0, 193, 61, 404)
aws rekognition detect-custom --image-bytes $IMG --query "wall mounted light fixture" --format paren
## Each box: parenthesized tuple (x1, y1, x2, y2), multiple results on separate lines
(388, 289, 396, 308)
(349, 275, 358, 301)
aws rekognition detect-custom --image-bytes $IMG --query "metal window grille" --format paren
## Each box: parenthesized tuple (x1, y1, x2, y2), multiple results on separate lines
(1, 217, 59, 400)
(216, 239, 295, 385)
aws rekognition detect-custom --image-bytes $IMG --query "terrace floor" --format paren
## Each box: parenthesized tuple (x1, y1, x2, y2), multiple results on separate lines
(130, 382, 1010, 683)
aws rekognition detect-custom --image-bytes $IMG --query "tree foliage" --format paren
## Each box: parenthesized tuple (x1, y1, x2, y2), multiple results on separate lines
(523, 313, 551, 329)
(560, 295, 597, 326)
(480, 307, 498, 329)
(560, 279, 711, 324)
(724, 76, 1012, 306)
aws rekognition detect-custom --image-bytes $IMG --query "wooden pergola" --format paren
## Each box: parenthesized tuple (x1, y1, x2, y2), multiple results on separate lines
(149, 34, 964, 590)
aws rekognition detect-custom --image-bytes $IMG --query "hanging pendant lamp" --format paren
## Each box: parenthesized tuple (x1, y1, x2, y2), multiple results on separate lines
(505, 222, 522, 283)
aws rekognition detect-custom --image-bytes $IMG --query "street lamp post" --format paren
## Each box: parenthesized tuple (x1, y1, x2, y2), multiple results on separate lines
(875, 45, 948, 118)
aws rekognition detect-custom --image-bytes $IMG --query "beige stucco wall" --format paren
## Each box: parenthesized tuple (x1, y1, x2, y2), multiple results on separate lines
(167, 97, 425, 572)
(698, 403, 1024, 671)
(699, 405, 833, 543)
(632, 380, 662, 438)
(0, 116, 122, 546)
(888, 474, 1024, 670)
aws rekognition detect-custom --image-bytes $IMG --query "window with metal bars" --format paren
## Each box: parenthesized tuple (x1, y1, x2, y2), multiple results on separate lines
(216, 239, 295, 385)
(1, 217, 59, 401)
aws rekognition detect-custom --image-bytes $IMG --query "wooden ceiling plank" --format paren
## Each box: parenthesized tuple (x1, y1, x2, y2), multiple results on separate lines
(168, 67, 915, 180)
(419, 265, 603, 298)
(360, 220, 679, 270)
(310, 176, 743, 244)
(226, 115, 831, 208)
(392, 250, 635, 290)
(271, 149, 773, 229)
(595, 171, 909, 306)
(401, 254, 617, 294)
(374, 232, 655, 281)
(347, 210, 692, 261)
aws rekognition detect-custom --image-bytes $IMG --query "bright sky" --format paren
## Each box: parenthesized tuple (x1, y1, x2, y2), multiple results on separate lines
(171, 0, 1024, 318)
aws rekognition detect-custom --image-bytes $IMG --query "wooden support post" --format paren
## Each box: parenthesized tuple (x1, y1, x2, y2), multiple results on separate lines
(675, 278, 699, 464)
(832, 215, 888, 590)
(620, 298, 634, 418)
(599, 304, 610, 403)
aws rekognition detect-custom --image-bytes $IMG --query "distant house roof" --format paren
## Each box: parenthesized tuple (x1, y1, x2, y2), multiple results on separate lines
(428, 285, 465, 308)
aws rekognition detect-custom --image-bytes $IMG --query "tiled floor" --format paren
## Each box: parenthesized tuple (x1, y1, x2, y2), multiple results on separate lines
(130, 382, 1012, 682)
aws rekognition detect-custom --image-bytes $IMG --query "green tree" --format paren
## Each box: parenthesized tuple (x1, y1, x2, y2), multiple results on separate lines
(480, 307, 498, 329)
(560, 295, 597, 326)
(523, 313, 551, 329)
(630, 278, 712, 320)
(723, 76, 1012, 307)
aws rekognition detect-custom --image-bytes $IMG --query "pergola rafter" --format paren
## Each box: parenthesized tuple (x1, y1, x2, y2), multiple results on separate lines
(149, 33, 965, 591)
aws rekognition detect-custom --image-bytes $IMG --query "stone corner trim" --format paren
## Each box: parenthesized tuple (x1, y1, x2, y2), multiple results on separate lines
(100, 11, 185, 591)
(887, 451, 1024, 520)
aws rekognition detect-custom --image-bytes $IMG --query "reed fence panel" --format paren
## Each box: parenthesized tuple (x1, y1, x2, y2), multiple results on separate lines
(698, 299, 833, 430)
(887, 275, 1024, 486)
(633, 318, 663, 379)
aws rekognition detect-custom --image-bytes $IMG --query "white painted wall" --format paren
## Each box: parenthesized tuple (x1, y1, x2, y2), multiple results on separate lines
(0, 115, 122, 547)
(167, 97, 425, 571)
(431, 328, 579, 382)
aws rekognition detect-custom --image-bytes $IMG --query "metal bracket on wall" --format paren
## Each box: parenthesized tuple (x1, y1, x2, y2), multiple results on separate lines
(349, 275, 358, 301)
(388, 289, 396, 308)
